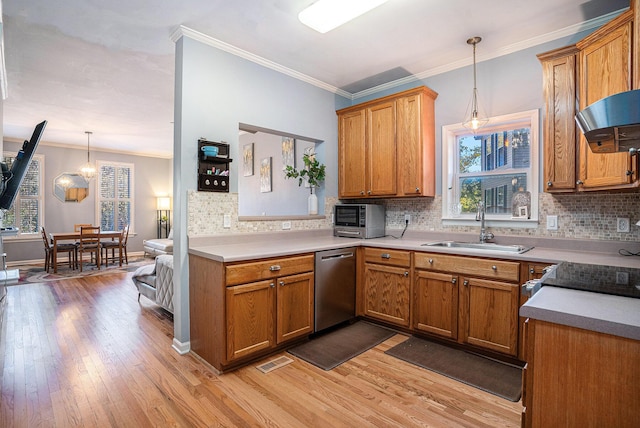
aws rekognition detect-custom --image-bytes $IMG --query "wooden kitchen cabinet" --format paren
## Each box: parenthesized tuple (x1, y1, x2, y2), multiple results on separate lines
(522, 319, 640, 428)
(414, 252, 520, 356)
(190, 253, 314, 372)
(414, 270, 459, 340)
(459, 276, 519, 356)
(226, 257, 314, 362)
(538, 9, 639, 193)
(337, 86, 437, 199)
(362, 248, 411, 327)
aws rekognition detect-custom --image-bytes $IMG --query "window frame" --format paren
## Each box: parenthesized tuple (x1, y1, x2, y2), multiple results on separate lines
(95, 160, 134, 232)
(1, 153, 45, 240)
(441, 109, 539, 228)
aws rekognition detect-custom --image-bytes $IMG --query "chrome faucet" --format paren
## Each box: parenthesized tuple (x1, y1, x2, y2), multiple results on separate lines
(475, 201, 494, 243)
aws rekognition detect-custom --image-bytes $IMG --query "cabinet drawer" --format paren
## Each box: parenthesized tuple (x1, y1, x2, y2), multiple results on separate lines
(226, 254, 314, 286)
(363, 248, 411, 267)
(414, 252, 519, 282)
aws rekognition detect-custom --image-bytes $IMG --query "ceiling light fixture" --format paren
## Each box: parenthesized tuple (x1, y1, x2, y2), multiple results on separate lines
(463, 36, 488, 131)
(79, 131, 96, 181)
(298, 0, 388, 34)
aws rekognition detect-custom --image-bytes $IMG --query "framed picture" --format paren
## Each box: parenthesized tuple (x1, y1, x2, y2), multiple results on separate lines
(243, 143, 254, 176)
(282, 137, 295, 169)
(260, 157, 272, 193)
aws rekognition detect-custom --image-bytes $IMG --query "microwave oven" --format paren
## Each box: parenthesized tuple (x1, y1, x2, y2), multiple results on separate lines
(333, 204, 385, 239)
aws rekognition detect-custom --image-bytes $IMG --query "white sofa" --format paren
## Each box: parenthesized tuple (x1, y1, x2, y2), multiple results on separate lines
(143, 229, 173, 256)
(131, 254, 174, 313)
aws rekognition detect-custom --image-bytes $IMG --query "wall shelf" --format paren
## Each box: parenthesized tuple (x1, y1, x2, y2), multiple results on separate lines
(198, 139, 232, 192)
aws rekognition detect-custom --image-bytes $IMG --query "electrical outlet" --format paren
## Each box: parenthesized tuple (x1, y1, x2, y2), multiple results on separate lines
(282, 221, 291, 230)
(546, 215, 558, 231)
(223, 214, 231, 228)
(616, 217, 630, 233)
(616, 271, 629, 285)
(404, 214, 411, 225)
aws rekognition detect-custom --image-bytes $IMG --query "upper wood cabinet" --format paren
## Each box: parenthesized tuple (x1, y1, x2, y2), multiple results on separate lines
(337, 86, 437, 199)
(538, 8, 639, 193)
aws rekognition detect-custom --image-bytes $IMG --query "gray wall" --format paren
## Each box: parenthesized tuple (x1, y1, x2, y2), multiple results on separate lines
(2, 140, 172, 262)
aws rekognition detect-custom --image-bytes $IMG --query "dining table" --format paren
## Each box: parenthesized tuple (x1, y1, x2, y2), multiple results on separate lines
(50, 230, 122, 273)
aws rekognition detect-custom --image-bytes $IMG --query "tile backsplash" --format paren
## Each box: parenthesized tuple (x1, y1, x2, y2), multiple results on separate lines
(188, 191, 640, 242)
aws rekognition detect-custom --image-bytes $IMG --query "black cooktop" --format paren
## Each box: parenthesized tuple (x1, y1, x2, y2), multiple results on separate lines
(540, 261, 640, 299)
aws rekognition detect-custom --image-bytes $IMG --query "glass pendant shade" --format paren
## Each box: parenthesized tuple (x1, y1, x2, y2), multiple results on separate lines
(80, 131, 96, 181)
(462, 37, 488, 131)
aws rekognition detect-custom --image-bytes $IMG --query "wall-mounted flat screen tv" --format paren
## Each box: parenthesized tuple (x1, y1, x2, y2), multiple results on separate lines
(0, 120, 47, 210)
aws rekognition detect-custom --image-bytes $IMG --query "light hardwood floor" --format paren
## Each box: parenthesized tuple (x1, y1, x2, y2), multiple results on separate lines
(0, 272, 521, 427)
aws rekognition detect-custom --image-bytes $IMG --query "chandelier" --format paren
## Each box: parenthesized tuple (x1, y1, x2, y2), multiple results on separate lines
(79, 131, 96, 181)
(462, 36, 488, 131)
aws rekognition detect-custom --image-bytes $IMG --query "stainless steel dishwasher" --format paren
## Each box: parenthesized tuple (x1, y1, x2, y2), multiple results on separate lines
(314, 248, 356, 332)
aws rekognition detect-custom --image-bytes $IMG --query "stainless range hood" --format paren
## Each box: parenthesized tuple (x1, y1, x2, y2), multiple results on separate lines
(575, 89, 640, 154)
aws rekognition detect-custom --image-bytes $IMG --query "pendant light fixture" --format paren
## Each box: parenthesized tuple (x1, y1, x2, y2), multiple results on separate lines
(463, 36, 488, 131)
(79, 131, 96, 181)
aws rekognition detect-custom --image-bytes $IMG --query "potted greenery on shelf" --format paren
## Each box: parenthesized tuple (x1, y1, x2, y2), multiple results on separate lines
(284, 150, 326, 215)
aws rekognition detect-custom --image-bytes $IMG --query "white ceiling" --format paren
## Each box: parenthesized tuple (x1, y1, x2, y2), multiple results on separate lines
(1, 0, 629, 158)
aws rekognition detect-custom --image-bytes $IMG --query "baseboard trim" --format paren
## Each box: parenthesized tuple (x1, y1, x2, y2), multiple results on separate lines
(172, 338, 190, 355)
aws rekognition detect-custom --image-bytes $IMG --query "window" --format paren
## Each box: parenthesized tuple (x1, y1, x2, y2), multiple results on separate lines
(97, 161, 133, 231)
(1, 154, 45, 237)
(442, 109, 539, 225)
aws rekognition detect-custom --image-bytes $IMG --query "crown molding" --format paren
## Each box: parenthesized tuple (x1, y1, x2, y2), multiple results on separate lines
(171, 8, 626, 102)
(171, 25, 352, 99)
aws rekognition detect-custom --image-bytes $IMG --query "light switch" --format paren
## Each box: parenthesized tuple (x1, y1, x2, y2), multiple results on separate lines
(223, 214, 231, 228)
(547, 215, 558, 231)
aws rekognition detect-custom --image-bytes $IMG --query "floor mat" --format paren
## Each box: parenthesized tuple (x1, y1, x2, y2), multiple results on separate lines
(385, 336, 523, 401)
(288, 321, 395, 370)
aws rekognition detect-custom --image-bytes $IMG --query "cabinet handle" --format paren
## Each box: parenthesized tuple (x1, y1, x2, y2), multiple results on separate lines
(279, 281, 285, 286)
(529, 268, 535, 274)
(381, 253, 391, 259)
(404, 271, 409, 277)
(576, 180, 584, 185)
(463, 280, 469, 286)
(626, 170, 633, 176)
(415, 187, 420, 193)
(492, 265, 497, 271)
(360, 190, 365, 195)
(270, 282, 275, 288)
(367, 190, 372, 195)
(269, 265, 281, 272)
(451, 278, 457, 284)
(547, 181, 552, 187)
(428, 258, 434, 264)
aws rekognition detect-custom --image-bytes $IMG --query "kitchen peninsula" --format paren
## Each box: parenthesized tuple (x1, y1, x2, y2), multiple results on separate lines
(188, 229, 640, 374)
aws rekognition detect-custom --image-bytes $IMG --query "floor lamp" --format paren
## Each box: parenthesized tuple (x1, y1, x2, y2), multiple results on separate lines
(157, 196, 171, 239)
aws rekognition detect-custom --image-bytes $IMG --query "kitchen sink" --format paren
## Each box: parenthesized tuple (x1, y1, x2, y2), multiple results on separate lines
(421, 241, 533, 254)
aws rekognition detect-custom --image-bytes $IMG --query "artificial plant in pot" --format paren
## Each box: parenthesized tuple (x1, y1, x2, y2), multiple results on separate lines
(284, 150, 326, 215)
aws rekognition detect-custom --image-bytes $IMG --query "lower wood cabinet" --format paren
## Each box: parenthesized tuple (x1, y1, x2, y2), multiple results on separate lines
(226, 271, 314, 362)
(414, 252, 520, 357)
(362, 248, 411, 327)
(523, 319, 640, 428)
(189, 253, 314, 372)
(459, 276, 519, 356)
(414, 270, 458, 339)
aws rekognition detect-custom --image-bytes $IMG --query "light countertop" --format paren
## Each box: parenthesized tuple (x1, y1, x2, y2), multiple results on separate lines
(520, 286, 640, 340)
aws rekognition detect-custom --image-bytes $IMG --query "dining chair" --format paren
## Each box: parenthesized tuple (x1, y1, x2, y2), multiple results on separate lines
(74, 223, 92, 232)
(101, 225, 129, 266)
(41, 226, 77, 272)
(78, 226, 101, 272)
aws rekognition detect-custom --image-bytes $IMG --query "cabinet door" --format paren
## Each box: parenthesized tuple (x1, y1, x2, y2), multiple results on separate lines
(226, 280, 275, 361)
(396, 93, 424, 196)
(540, 51, 578, 192)
(276, 271, 314, 344)
(366, 101, 397, 197)
(338, 109, 367, 198)
(459, 277, 519, 356)
(578, 21, 636, 190)
(414, 270, 458, 339)
(363, 263, 410, 327)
